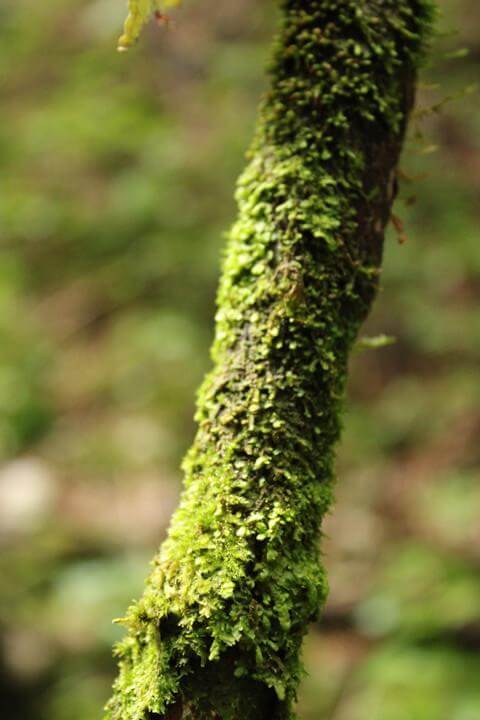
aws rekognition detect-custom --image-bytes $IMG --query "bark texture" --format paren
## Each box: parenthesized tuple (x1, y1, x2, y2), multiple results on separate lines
(106, 1, 435, 718)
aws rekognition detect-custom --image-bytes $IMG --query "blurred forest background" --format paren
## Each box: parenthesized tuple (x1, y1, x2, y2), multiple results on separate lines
(0, 1, 479, 718)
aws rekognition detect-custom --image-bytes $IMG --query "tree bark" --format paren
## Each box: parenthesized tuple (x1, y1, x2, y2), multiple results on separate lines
(106, 1, 435, 718)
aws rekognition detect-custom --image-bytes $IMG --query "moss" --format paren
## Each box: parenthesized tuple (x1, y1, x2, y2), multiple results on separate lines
(106, 1, 435, 718)
(118, 0, 180, 52)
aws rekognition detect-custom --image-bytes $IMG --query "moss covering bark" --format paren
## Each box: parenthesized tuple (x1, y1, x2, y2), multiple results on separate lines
(106, 1, 435, 718)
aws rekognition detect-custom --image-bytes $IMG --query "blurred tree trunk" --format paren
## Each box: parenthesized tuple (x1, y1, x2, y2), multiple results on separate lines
(106, 1, 434, 719)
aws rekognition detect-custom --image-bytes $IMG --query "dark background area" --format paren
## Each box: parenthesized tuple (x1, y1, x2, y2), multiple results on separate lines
(0, 1, 479, 718)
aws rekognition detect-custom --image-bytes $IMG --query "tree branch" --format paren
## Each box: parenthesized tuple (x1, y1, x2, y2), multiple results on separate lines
(106, 1, 435, 718)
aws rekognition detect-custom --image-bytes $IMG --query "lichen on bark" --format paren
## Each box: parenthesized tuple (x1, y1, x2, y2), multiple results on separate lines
(106, 1, 435, 718)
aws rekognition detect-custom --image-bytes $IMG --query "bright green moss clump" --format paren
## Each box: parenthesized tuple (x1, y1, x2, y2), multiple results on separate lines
(118, 0, 180, 51)
(106, 1, 435, 718)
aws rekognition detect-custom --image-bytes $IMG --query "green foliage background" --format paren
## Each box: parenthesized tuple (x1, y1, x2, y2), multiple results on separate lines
(0, 1, 479, 718)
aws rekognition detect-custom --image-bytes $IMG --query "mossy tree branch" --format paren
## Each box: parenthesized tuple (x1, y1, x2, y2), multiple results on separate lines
(106, 1, 435, 718)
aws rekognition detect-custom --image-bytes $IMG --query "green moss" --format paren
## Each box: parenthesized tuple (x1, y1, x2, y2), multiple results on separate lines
(106, 1, 435, 718)
(118, 0, 181, 52)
